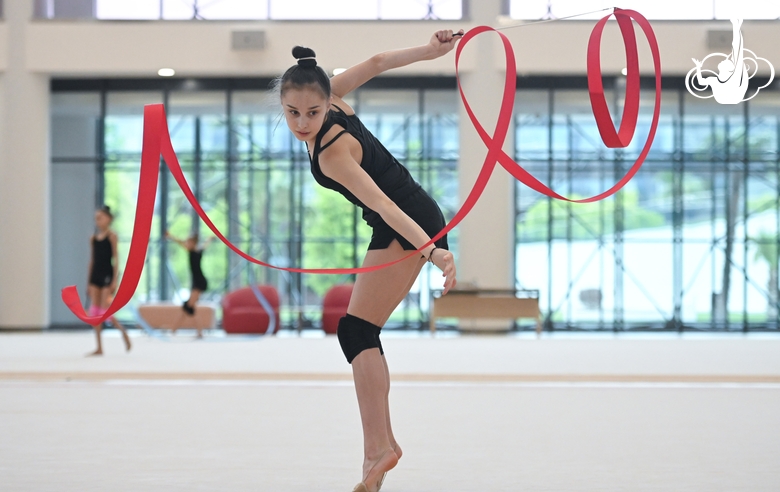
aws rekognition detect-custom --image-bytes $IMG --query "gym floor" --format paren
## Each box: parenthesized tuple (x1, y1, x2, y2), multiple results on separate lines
(1, 331, 778, 491)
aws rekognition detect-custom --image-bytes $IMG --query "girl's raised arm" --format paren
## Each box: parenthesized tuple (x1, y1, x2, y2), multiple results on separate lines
(164, 231, 186, 248)
(330, 29, 463, 98)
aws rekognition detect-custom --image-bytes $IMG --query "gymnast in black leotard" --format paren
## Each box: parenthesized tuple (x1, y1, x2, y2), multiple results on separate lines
(278, 30, 461, 492)
(310, 104, 449, 254)
(165, 231, 213, 337)
(86, 205, 131, 356)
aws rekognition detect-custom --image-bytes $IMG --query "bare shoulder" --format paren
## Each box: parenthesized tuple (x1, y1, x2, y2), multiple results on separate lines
(319, 122, 359, 160)
(331, 95, 356, 116)
(319, 130, 355, 164)
(318, 132, 361, 180)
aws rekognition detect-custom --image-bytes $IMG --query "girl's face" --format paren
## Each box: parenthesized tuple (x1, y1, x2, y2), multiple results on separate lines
(185, 237, 197, 250)
(281, 87, 331, 144)
(95, 210, 112, 230)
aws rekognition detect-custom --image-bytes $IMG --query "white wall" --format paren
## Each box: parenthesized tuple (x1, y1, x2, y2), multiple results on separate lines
(0, 23, 7, 71)
(22, 19, 780, 77)
(0, 0, 50, 329)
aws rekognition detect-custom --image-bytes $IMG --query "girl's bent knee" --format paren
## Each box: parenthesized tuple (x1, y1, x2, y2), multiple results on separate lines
(337, 314, 384, 363)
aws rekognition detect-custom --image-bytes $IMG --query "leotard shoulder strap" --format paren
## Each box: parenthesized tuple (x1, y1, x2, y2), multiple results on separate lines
(320, 130, 349, 153)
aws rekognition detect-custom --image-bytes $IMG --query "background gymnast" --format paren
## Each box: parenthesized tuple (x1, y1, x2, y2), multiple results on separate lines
(86, 205, 131, 355)
(165, 231, 213, 337)
(278, 29, 461, 492)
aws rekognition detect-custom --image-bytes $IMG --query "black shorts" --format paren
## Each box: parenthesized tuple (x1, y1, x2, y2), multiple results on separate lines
(368, 187, 449, 252)
(89, 269, 114, 288)
(192, 275, 208, 292)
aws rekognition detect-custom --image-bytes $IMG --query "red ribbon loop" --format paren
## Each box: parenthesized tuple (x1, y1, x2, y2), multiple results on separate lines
(588, 8, 641, 149)
(61, 10, 661, 325)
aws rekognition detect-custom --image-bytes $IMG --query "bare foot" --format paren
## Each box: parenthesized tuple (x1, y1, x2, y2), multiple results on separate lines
(375, 444, 401, 491)
(360, 449, 398, 492)
(86, 349, 103, 357)
(392, 443, 403, 461)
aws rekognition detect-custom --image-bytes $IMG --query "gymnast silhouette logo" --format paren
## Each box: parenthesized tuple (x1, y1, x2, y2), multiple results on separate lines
(685, 19, 774, 104)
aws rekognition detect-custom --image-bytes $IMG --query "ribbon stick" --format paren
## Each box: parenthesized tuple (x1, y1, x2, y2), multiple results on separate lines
(61, 8, 661, 324)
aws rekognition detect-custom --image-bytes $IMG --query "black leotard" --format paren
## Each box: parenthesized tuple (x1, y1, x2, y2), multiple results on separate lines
(189, 249, 208, 291)
(309, 105, 448, 252)
(89, 234, 114, 288)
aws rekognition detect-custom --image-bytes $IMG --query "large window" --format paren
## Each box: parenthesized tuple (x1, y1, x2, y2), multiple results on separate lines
(514, 77, 780, 331)
(508, 0, 780, 20)
(35, 0, 463, 20)
(51, 78, 459, 330)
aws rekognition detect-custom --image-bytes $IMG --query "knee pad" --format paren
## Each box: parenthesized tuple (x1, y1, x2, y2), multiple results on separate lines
(375, 325, 384, 356)
(336, 314, 383, 364)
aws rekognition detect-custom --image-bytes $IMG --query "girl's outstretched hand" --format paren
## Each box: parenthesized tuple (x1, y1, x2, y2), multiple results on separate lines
(429, 29, 464, 58)
(431, 248, 457, 295)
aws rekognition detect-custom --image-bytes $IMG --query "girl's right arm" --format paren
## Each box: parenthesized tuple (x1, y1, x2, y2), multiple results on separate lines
(330, 29, 463, 99)
(164, 231, 186, 248)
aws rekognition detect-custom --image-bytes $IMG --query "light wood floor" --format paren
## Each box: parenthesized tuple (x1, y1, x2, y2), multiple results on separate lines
(1, 331, 779, 491)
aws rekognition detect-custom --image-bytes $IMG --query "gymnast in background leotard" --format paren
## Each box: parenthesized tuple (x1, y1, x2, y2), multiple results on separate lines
(86, 205, 131, 355)
(165, 231, 213, 338)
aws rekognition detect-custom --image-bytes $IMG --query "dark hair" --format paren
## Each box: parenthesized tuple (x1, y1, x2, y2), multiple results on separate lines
(188, 233, 199, 243)
(97, 205, 113, 220)
(277, 46, 331, 99)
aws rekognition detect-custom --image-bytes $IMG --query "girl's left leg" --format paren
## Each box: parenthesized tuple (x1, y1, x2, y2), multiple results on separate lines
(188, 290, 203, 338)
(111, 316, 132, 352)
(99, 287, 131, 352)
(347, 240, 426, 491)
(87, 322, 103, 357)
(187, 289, 202, 309)
(86, 284, 103, 356)
(380, 260, 425, 461)
(173, 289, 202, 337)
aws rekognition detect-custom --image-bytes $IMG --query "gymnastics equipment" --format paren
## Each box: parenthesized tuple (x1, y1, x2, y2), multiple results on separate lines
(429, 288, 541, 334)
(137, 301, 217, 331)
(221, 285, 281, 334)
(321, 283, 354, 334)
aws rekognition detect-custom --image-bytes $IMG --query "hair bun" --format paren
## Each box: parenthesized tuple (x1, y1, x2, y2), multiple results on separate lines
(292, 46, 317, 68)
(99, 204, 114, 218)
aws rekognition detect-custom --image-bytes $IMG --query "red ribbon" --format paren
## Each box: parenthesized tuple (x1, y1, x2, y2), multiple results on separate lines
(62, 8, 661, 325)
